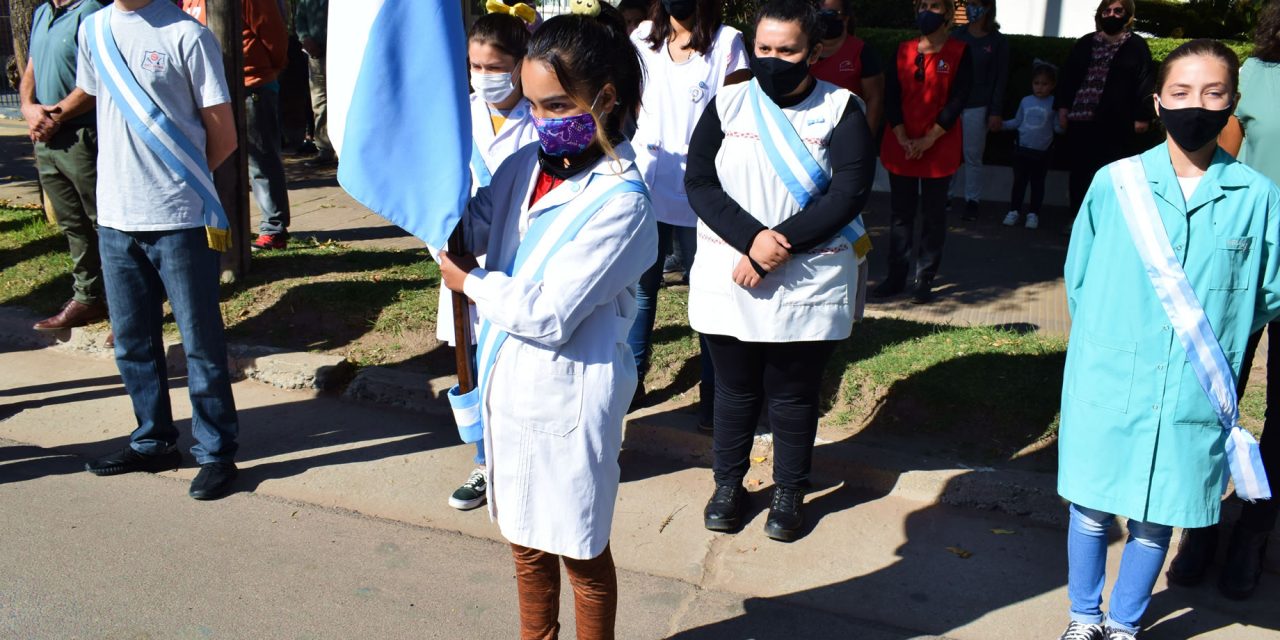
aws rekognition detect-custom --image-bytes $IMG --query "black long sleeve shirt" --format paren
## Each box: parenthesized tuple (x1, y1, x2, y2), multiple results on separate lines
(684, 81, 876, 275)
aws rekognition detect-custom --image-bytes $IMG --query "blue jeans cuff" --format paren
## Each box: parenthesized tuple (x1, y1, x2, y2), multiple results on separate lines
(1069, 611, 1105, 625)
(1104, 614, 1139, 634)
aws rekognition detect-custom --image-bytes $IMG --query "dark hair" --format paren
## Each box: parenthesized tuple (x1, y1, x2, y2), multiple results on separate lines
(644, 0, 723, 57)
(526, 6, 643, 153)
(1253, 0, 1280, 63)
(468, 13, 531, 60)
(1156, 38, 1240, 94)
(756, 0, 823, 53)
(617, 0, 651, 15)
(1093, 0, 1135, 33)
(1032, 63, 1058, 84)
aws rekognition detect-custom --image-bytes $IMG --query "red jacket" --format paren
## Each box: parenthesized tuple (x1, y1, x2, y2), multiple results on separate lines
(182, 0, 288, 87)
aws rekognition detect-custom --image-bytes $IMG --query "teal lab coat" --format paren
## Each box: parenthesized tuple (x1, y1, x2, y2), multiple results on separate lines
(1060, 143, 1280, 528)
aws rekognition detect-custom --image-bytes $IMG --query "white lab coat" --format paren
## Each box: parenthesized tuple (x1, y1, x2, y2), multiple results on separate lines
(460, 141, 657, 559)
(437, 95, 540, 344)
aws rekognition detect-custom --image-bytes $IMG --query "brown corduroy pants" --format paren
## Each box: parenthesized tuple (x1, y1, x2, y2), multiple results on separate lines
(510, 543, 618, 640)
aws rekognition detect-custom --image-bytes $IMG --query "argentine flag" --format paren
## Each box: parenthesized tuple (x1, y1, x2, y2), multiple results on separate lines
(328, 0, 471, 253)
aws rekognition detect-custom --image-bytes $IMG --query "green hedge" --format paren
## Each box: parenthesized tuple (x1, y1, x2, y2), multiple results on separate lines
(1135, 0, 1261, 40)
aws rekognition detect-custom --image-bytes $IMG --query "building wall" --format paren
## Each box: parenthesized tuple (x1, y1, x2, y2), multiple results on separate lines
(996, 0, 1099, 38)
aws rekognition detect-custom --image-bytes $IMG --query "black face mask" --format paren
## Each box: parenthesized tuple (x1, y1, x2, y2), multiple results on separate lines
(818, 10, 844, 40)
(917, 10, 946, 35)
(662, 0, 696, 21)
(1099, 15, 1127, 35)
(1159, 100, 1233, 152)
(751, 55, 810, 101)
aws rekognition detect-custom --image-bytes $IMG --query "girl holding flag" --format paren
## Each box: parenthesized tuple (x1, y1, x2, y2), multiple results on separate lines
(442, 7, 541, 512)
(684, 0, 875, 542)
(1057, 40, 1280, 640)
(438, 6, 654, 638)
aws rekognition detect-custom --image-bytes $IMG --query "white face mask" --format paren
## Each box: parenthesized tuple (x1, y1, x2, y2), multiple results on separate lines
(472, 72, 516, 105)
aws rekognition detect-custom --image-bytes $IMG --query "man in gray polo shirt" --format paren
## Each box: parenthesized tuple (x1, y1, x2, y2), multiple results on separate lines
(20, 0, 107, 333)
(76, 0, 242, 500)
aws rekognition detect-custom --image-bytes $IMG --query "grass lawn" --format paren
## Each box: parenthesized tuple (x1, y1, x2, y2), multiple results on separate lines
(0, 205, 1265, 468)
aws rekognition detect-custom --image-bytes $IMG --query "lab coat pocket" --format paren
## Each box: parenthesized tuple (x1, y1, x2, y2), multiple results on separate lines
(1210, 237, 1254, 291)
(515, 351, 584, 437)
(780, 251, 853, 308)
(1173, 350, 1241, 426)
(1066, 333, 1136, 414)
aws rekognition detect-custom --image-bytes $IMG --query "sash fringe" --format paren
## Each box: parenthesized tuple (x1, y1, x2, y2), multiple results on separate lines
(206, 226, 231, 252)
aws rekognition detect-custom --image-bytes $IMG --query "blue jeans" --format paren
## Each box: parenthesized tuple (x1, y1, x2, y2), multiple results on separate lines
(627, 221, 714, 424)
(246, 86, 291, 235)
(99, 226, 240, 464)
(1067, 504, 1173, 634)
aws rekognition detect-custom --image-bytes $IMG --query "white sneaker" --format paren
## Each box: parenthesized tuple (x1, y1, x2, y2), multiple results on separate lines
(1002, 211, 1019, 226)
(448, 467, 488, 510)
(1025, 213, 1040, 229)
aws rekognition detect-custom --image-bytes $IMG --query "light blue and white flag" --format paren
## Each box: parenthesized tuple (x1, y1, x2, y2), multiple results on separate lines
(328, 0, 471, 254)
(1110, 156, 1271, 501)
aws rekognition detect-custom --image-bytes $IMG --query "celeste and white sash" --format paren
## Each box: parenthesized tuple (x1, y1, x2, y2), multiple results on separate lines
(470, 139, 494, 189)
(747, 80, 871, 259)
(1110, 156, 1271, 501)
(89, 12, 230, 251)
(447, 175, 649, 443)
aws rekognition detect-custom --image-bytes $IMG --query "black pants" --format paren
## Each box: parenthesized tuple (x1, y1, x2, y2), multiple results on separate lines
(704, 334, 838, 490)
(886, 173, 951, 287)
(1065, 121, 1130, 219)
(1010, 146, 1050, 215)
(1237, 325, 1280, 532)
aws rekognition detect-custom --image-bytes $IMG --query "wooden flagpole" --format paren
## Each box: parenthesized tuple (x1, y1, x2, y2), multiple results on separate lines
(448, 226, 477, 393)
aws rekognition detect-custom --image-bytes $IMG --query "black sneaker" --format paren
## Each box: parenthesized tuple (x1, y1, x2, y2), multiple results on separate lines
(962, 200, 980, 221)
(1218, 523, 1270, 600)
(703, 483, 747, 532)
(189, 462, 238, 500)
(1103, 627, 1137, 640)
(85, 447, 182, 476)
(1058, 621, 1105, 640)
(1166, 525, 1218, 587)
(448, 467, 488, 511)
(764, 486, 805, 542)
(869, 280, 905, 299)
(910, 279, 934, 305)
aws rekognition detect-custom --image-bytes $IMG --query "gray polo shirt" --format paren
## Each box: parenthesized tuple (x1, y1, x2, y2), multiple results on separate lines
(30, 0, 104, 126)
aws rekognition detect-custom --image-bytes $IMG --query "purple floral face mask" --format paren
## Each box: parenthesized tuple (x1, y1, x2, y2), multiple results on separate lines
(532, 111, 597, 157)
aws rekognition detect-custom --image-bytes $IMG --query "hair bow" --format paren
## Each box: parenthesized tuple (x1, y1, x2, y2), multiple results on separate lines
(486, 0, 538, 25)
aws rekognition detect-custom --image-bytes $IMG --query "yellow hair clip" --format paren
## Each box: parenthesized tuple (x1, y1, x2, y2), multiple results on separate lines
(486, 0, 538, 25)
(570, 0, 601, 17)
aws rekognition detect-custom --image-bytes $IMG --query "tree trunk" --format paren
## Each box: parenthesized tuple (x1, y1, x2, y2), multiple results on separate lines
(8, 0, 40, 89)
(205, 0, 251, 282)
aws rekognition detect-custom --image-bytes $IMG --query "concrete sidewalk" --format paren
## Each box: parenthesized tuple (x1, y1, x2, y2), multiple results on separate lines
(2, 342, 1278, 639)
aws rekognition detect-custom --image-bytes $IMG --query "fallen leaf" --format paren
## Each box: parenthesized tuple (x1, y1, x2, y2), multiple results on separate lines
(991, 528, 1016, 535)
(750, 456, 767, 463)
(945, 546, 973, 559)
(291, 511, 299, 518)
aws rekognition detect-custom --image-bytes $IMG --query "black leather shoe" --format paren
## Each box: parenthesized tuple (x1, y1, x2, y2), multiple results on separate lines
(1219, 523, 1270, 600)
(85, 447, 181, 476)
(910, 279, 934, 305)
(189, 462, 238, 501)
(1167, 525, 1219, 586)
(703, 483, 747, 532)
(870, 280, 905, 299)
(764, 486, 805, 542)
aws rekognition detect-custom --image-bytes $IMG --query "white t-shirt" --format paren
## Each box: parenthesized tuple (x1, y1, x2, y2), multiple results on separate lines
(1178, 175, 1203, 203)
(76, 1, 231, 231)
(631, 22, 748, 227)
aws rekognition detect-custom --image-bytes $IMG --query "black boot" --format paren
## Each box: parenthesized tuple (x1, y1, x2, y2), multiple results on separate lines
(1166, 525, 1219, 586)
(763, 486, 805, 542)
(703, 483, 747, 532)
(1218, 523, 1271, 600)
(910, 278, 935, 305)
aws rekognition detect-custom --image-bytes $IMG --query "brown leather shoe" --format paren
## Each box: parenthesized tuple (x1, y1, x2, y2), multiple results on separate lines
(32, 300, 109, 331)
